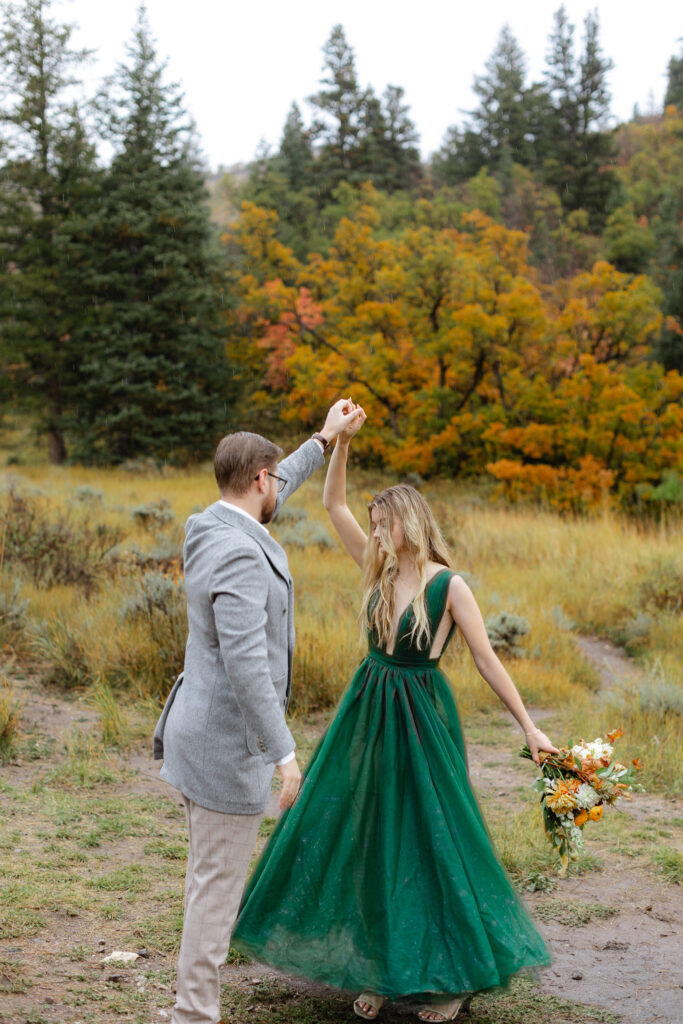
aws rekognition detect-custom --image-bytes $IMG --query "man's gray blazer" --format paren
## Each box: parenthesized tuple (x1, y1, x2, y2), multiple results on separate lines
(153, 438, 325, 814)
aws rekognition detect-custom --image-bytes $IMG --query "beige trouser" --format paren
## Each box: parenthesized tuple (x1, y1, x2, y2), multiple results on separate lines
(171, 795, 263, 1024)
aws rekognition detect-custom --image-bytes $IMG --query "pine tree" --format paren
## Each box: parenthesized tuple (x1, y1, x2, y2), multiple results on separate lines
(542, 5, 617, 223)
(652, 190, 683, 371)
(244, 113, 319, 259)
(664, 41, 683, 110)
(471, 26, 536, 168)
(0, 0, 95, 462)
(308, 24, 365, 195)
(376, 85, 421, 191)
(70, 5, 231, 464)
(432, 26, 550, 185)
(278, 102, 314, 191)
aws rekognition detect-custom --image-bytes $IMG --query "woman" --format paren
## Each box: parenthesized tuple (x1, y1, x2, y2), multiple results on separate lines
(232, 407, 557, 1022)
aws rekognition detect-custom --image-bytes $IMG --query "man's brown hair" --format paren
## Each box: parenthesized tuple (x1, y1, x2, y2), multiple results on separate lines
(214, 432, 283, 494)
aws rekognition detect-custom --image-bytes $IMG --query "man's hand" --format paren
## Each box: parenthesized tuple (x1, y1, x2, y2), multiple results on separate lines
(320, 397, 365, 445)
(276, 757, 302, 811)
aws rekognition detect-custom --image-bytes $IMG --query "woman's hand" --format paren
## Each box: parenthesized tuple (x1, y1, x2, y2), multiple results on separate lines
(338, 401, 366, 444)
(525, 726, 560, 766)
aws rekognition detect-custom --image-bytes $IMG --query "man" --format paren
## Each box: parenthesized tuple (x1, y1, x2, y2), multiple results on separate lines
(153, 399, 362, 1024)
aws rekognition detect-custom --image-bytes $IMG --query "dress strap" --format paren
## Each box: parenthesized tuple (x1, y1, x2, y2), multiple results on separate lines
(426, 568, 454, 632)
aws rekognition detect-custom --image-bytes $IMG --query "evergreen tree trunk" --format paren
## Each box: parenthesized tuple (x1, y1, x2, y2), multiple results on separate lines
(47, 377, 66, 463)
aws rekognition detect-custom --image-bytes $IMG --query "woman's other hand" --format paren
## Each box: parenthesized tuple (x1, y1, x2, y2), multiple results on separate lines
(339, 402, 366, 444)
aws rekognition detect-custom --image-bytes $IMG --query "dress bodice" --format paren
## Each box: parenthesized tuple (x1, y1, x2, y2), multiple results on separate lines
(367, 568, 455, 666)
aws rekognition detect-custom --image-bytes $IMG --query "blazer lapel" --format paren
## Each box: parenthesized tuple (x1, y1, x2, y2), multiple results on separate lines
(207, 501, 291, 584)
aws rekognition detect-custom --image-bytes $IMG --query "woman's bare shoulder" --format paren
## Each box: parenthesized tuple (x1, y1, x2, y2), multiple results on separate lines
(447, 572, 474, 601)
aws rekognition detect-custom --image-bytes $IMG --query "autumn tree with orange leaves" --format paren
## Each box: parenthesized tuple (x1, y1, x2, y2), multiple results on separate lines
(225, 196, 681, 510)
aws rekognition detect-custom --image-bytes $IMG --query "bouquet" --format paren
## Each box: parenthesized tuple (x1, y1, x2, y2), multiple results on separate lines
(520, 728, 644, 876)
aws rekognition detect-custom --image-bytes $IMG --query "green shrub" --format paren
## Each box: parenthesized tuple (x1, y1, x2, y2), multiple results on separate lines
(611, 611, 654, 654)
(274, 520, 336, 549)
(131, 499, 174, 530)
(121, 571, 182, 621)
(125, 535, 183, 573)
(120, 456, 164, 476)
(551, 606, 575, 631)
(73, 486, 103, 505)
(0, 489, 123, 590)
(606, 666, 683, 718)
(638, 559, 683, 612)
(485, 611, 530, 657)
(116, 573, 187, 699)
(274, 504, 307, 523)
(639, 470, 683, 511)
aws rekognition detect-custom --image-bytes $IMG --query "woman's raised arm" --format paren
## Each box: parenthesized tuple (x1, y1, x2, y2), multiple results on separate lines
(323, 408, 367, 568)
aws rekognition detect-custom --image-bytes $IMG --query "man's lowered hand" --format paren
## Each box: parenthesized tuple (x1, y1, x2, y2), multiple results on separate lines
(276, 757, 302, 811)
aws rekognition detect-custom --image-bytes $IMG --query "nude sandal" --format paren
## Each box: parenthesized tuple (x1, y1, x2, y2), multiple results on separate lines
(417, 994, 472, 1021)
(353, 991, 385, 1019)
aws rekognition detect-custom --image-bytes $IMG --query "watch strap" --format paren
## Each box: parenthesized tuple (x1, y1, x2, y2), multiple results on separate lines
(311, 431, 330, 451)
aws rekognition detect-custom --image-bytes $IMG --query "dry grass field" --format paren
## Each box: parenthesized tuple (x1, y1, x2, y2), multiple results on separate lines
(0, 440, 681, 1023)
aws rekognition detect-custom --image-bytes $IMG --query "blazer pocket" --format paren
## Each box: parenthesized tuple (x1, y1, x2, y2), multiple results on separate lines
(153, 672, 184, 759)
(245, 724, 267, 757)
(244, 671, 289, 756)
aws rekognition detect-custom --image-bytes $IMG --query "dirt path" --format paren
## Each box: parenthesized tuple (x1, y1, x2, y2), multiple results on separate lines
(0, 638, 681, 1024)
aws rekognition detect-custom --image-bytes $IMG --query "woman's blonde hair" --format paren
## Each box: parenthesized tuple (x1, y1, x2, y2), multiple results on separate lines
(360, 484, 451, 651)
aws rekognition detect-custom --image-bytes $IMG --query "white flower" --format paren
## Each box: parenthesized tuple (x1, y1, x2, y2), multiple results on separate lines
(575, 783, 600, 809)
(571, 738, 613, 760)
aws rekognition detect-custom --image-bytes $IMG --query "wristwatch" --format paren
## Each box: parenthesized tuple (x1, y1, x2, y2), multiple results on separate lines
(311, 432, 330, 452)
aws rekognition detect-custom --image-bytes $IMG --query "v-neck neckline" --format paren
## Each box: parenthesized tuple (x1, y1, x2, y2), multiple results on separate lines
(386, 567, 450, 656)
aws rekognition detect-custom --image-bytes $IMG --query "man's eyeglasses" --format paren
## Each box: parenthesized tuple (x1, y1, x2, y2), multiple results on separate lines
(255, 470, 287, 493)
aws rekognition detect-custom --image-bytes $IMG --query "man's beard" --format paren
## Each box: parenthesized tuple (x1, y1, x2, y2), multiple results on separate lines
(260, 492, 277, 524)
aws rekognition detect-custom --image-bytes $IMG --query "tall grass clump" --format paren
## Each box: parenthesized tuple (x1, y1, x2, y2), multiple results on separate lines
(91, 680, 131, 748)
(31, 616, 91, 689)
(0, 576, 28, 651)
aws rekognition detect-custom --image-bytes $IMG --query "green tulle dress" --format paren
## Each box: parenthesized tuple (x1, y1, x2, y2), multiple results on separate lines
(232, 569, 551, 999)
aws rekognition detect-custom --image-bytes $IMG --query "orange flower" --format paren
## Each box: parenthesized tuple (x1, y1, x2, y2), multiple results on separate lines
(632, 757, 644, 770)
(574, 810, 588, 827)
(589, 805, 603, 821)
(606, 728, 624, 743)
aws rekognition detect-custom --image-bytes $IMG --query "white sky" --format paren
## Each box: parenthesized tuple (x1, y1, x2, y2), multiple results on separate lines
(60, 0, 681, 171)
